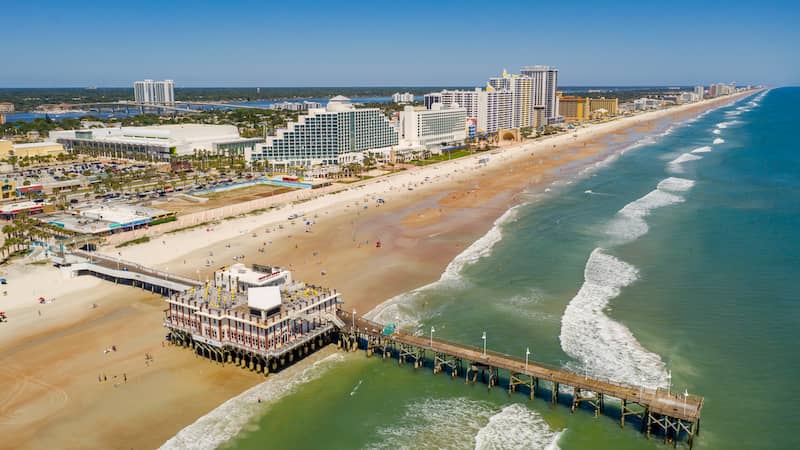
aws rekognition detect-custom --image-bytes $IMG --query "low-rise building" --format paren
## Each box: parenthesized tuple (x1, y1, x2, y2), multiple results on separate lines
(38, 204, 174, 235)
(633, 98, 665, 110)
(0, 141, 65, 159)
(0, 201, 50, 219)
(50, 125, 262, 161)
(215, 263, 293, 291)
(165, 269, 342, 368)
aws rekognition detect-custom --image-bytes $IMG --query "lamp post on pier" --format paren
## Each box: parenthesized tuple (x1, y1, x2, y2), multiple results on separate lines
(430, 326, 435, 349)
(525, 347, 530, 372)
(667, 370, 672, 396)
(481, 331, 487, 358)
(683, 389, 689, 415)
(352, 308, 356, 330)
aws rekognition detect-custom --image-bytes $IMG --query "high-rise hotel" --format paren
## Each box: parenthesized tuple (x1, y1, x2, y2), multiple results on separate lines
(520, 65, 559, 124)
(249, 96, 398, 168)
(134, 79, 175, 106)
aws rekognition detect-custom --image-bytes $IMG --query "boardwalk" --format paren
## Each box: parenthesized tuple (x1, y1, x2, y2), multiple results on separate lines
(337, 310, 703, 448)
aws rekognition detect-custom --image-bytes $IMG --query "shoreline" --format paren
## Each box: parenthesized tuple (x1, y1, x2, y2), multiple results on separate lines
(0, 91, 755, 449)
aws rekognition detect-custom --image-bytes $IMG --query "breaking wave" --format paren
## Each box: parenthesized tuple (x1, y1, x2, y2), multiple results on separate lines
(367, 398, 561, 450)
(657, 177, 696, 192)
(365, 205, 521, 328)
(670, 153, 703, 165)
(713, 138, 725, 145)
(712, 128, 721, 135)
(559, 249, 668, 389)
(668, 153, 703, 173)
(160, 352, 347, 450)
(605, 188, 685, 243)
(691, 146, 712, 154)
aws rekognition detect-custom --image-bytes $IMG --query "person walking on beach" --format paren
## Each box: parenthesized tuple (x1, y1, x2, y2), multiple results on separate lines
(123, 373, 127, 383)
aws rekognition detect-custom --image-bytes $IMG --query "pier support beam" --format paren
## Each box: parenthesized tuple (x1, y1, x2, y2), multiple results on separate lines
(508, 373, 536, 400)
(551, 382, 559, 406)
(571, 388, 602, 417)
(398, 343, 424, 368)
(433, 352, 459, 378)
(620, 400, 647, 429)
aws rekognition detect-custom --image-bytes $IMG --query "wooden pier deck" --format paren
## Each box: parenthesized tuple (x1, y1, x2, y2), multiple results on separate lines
(337, 309, 703, 447)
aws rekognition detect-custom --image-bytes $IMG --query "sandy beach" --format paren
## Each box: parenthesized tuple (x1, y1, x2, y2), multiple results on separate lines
(0, 92, 751, 449)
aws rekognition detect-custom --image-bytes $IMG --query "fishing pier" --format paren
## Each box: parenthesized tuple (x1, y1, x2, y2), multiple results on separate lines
(54, 252, 703, 447)
(337, 310, 703, 448)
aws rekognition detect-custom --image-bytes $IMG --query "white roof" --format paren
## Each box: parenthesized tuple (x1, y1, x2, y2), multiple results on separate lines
(13, 142, 62, 149)
(247, 286, 282, 311)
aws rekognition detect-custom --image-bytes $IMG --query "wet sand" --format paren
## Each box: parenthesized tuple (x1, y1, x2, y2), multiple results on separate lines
(0, 93, 751, 449)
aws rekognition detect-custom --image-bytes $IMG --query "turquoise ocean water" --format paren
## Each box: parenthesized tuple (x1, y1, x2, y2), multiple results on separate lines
(179, 88, 799, 450)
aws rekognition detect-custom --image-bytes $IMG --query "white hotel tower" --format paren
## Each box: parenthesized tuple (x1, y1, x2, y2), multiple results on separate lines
(134, 79, 175, 106)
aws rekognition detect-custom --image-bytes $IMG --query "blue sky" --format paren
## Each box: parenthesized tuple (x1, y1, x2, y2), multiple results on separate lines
(3, 0, 798, 87)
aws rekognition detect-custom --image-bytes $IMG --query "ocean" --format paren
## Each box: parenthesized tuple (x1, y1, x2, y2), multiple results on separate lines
(166, 87, 800, 449)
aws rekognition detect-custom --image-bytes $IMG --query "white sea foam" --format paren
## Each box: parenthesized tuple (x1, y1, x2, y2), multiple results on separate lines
(365, 204, 522, 328)
(605, 189, 685, 242)
(712, 128, 721, 135)
(713, 138, 725, 145)
(559, 249, 668, 389)
(691, 146, 712, 154)
(159, 352, 347, 450)
(668, 153, 703, 173)
(368, 398, 561, 450)
(657, 177, 696, 192)
(669, 153, 703, 164)
(475, 404, 562, 450)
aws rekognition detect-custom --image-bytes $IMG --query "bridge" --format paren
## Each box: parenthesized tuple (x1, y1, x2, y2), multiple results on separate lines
(337, 309, 702, 448)
(58, 101, 198, 114)
(54, 100, 269, 114)
(54, 250, 201, 296)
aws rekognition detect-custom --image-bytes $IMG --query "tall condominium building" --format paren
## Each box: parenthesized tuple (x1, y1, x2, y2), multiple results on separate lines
(478, 87, 513, 133)
(489, 70, 534, 129)
(424, 93, 442, 110)
(249, 96, 399, 168)
(520, 65, 559, 124)
(134, 79, 175, 106)
(399, 104, 467, 147)
(429, 87, 512, 133)
(392, 92, 415, 103)
(694, 86, 705, 100)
